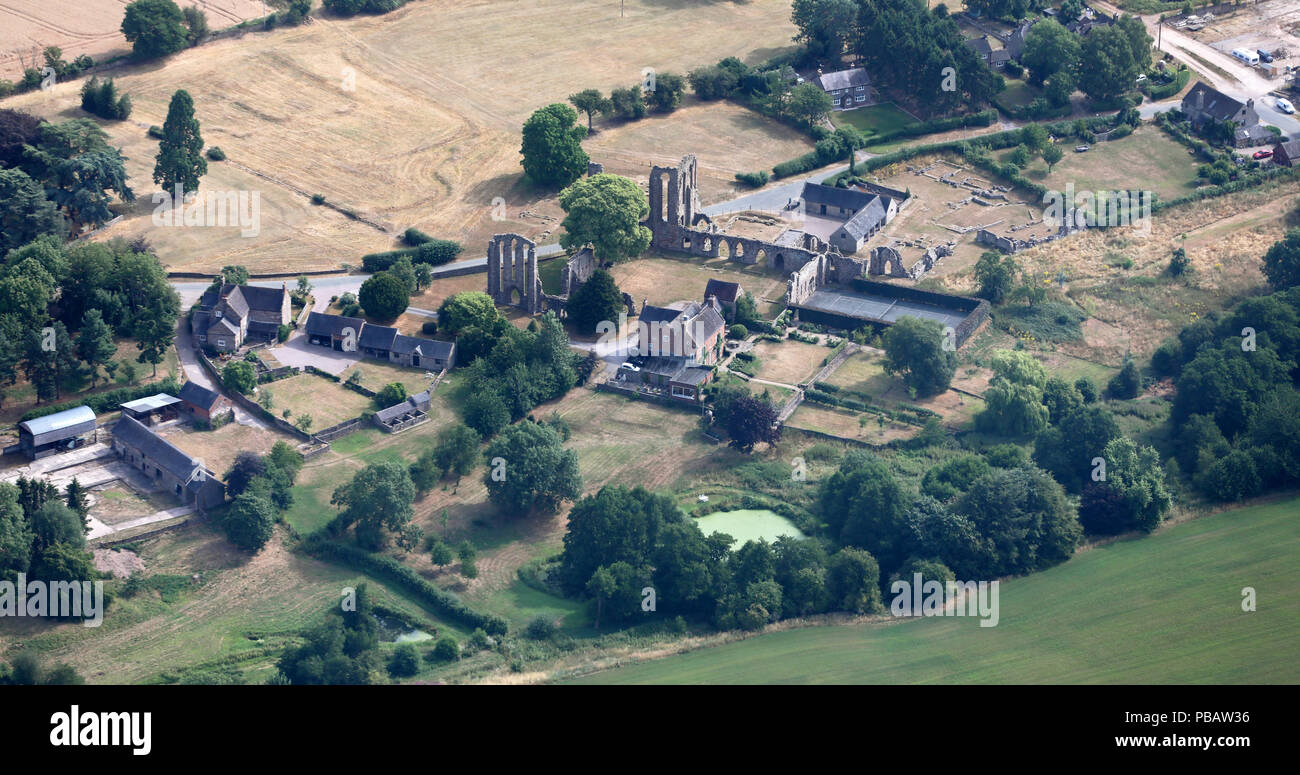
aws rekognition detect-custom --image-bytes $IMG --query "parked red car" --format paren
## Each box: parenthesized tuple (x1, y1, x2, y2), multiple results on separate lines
(1253, 149, 1274, 160)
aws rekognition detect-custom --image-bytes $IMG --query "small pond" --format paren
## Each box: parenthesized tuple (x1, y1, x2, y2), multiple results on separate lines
(693, 509, 806, 547)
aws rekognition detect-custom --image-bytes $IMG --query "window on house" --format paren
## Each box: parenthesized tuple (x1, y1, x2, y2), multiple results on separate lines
(216, 339, 225, 347)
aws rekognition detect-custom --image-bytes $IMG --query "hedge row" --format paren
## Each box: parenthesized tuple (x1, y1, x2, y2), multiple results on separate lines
(361, 239, 464, 272)
(20, 377, 183, 422)
(1145, 68, 1191, 101)
(1153, 163, 1300, 213)
(806, 383, 938, 427)
(868, 109, 998, 146)
(301, 536, 509, 635)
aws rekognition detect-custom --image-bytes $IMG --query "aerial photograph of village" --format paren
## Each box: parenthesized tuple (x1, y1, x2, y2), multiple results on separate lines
(0, 0, 1294, 726)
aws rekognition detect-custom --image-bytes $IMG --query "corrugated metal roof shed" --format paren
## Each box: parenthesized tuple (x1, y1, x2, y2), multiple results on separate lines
(18, 406, 96, 445)
(120, 393, 182, 413)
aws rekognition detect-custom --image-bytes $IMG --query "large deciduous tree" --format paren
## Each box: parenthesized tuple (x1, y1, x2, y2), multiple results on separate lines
(482, 421, 581, 515)
(558, 173, 651, 263)
(330, 462, 417, 550)
(520, 103, 588, 188)
(122, 0, 190, 61)
(564, 268, 624, 334)
(882, 316, 957, 398)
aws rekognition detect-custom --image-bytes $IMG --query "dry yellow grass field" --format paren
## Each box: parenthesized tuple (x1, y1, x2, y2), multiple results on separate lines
(0, 1, 266, 79)
(748, 339, 829, 385)
(4, 0, 799, 275)
(263, 372, 373, 428)
(163, 419, 284, 478)
(609, 252, 790, 315)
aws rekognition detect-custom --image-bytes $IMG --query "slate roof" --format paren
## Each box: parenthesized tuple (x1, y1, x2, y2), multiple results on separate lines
(689, 304, 726, 341)
(801, 182, 877, 211)
(237, 284, 289, 311)
(817, 67, 871, 92)
(358, 324, 399, 351)
(374, 391, 432, 424)
(211, 316, 241, 338)
(1274, 139, 1300, 160)
(178, 381, 223, 411)
(1236, 124, 1273, 145)
(1183, 81, 1246, 123)
(966, 36, 994, 57)
(390, 335, 454, 361)
(113, 415, 210, 482)
(638, 305, 683, 326)
(839, 197, 891, 239)
(703, 279, 741, 304)
(200, 283, 287, 314)
(305, 312, 364, 339)
(637, 357, 711, 386)
(220, 287, 250, 319)
(19, 406, 96, 446)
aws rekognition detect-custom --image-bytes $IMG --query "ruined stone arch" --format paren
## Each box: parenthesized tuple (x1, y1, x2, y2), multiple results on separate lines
(486, 233, 543, 314)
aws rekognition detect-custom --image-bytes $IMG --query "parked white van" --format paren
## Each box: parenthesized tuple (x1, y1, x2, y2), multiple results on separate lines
(1233, 48, 1261, 66)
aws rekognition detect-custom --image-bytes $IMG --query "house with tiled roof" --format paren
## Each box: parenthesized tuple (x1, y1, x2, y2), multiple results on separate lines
(192, 282, 292, 352)
(816, 67, 873, 111)
(1181, 81, 1267, 147)
(177, 381, 232, 423)
(703, 279, 743, 316)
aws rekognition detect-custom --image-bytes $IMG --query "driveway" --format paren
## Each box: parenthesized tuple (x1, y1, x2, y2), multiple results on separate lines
(266, 332, 361, 376)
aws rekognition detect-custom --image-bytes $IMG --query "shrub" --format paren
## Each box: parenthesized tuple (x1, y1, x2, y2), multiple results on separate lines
(387, 644, 419, 677)
(728, 324, 748, 339)
(403, 227, 432, 246)
(431, 636, 460, 662)
(416, 239, 463, 266)
(310, 193, 325, 205)
(300, 536, 507, 634)
(735, 171, 770, 188)
(1108, 359, 1141, 399)
(206, 146, 225, 161)
(148, 125, 164, 139)
(421, 320, 438, 335)
(524, 616, 558, 640)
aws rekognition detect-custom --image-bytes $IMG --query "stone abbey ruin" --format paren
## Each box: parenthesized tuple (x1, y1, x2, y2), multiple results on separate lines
(647, 155, 988, 345)
(486, 154, 988, 346)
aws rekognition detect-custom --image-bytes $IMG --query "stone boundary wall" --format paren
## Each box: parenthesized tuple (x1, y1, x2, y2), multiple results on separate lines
(196, 349, 312, 441)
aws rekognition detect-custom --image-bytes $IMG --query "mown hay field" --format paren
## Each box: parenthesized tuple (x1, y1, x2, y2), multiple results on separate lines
(4, 0, 800, 275)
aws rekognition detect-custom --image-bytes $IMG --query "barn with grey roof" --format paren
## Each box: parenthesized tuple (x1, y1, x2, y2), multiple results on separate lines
(111, 416, 225, 511)
(16, 406, 98, 460)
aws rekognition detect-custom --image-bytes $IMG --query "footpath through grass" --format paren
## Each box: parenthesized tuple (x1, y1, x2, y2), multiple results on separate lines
(568, 495, 1300, 684)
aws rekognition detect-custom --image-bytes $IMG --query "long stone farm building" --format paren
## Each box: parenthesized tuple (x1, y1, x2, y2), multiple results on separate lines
(111, 415, 226, 511)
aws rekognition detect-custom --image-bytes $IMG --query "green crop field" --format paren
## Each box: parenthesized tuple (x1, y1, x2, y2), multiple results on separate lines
(567, 496, 1300, 684)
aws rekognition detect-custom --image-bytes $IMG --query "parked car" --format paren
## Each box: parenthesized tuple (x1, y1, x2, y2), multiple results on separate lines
(1277, 97, 1296, 114)
(1254, 149, 1274, 159)
(1074, 145, 1090, 153)
(1258, 50, 1274, 63)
